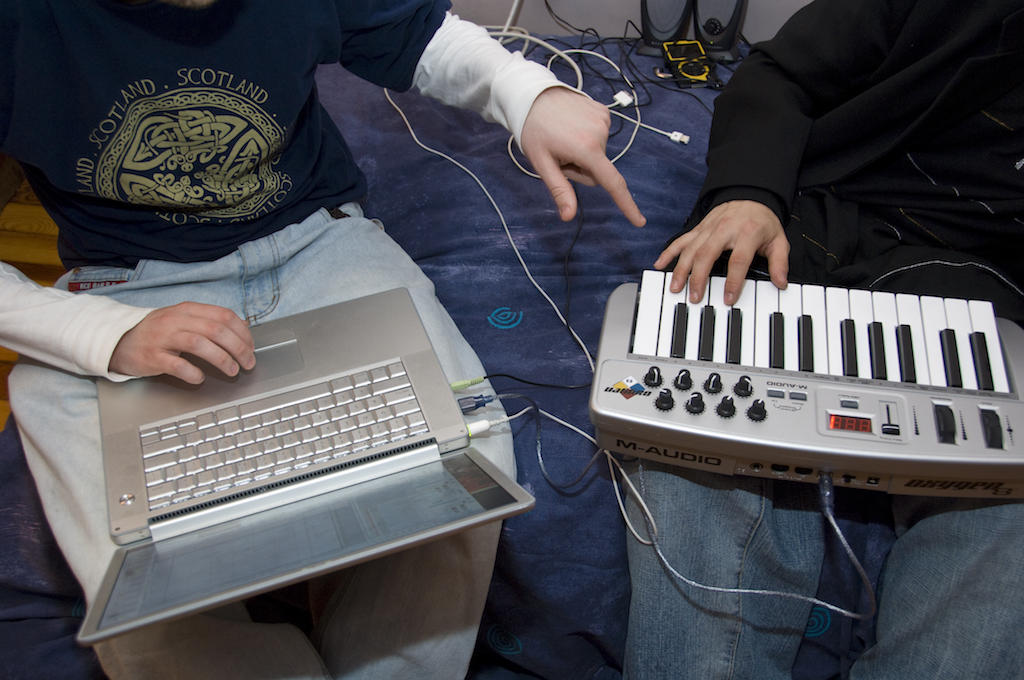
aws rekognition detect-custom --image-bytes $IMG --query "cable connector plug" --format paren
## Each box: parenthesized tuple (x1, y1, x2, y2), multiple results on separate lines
(818, 471, 835, 514)
(669, 131, 690, 144)
(458, 394, 495, 414)
(465, 416, 508, 438)
(450, 377, 486, 392)
(612, 90, 635, 107)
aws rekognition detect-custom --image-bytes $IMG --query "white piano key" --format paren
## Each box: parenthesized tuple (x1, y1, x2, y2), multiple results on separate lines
(848, 289, 875, 379)
(754, 280, 778, 369)
(734, 280, 757, 368)
(895, 293, 931, 385)
(968, 299, 1010, 393)
(871, 291, 902, 384)
(685, 280, 708, 360)
(710, 277, 731, 364)
(944, 298, 977, 390)
(919, 296, 950, 387)
(825, 287, 850, 377)
(778, 284, 803, 372)
(801, 284, 827, 374)
(657, 275, 689, 358)
(633, 270, 665, 356)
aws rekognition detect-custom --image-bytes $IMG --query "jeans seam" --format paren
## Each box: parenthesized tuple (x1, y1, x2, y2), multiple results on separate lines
(239, 234, 282, 324)
(726, 480, 769, 679)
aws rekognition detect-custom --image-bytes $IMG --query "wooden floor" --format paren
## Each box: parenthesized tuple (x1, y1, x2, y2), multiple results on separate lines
(1, 175, 63, 425)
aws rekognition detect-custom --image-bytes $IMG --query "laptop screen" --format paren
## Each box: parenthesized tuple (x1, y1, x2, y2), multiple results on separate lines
(87, 450, 526, 640)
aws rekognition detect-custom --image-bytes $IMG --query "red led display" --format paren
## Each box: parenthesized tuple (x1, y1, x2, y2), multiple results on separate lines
(828, 413, 873, 433)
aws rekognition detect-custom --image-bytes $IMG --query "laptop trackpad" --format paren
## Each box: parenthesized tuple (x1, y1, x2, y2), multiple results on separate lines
(250, 335, 304, 381)
(175, 332, 304, 393)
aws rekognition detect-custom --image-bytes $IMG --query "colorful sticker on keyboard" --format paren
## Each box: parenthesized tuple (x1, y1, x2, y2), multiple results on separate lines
(608, 376, 647, 399)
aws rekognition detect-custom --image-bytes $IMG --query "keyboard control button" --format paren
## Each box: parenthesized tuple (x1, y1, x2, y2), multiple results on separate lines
(733, 375, 753, 398)
(673, 369, 693, 391)
(934, 404, 957, 444)
(746, 399, 768, 422)
(716, 396, 736, 418)
(980, 408, 1003, 449)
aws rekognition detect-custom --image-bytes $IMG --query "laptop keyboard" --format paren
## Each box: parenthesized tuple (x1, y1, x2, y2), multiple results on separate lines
(139, 360, 429, 511)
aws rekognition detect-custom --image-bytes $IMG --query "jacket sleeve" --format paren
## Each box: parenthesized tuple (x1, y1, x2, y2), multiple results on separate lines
(411, 12, 564, 145)
(0, 262, 152, 381)
(696, 0, 914, 222)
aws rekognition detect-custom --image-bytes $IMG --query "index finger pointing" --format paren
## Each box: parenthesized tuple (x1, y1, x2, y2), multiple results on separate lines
(586, 158, 646, 227)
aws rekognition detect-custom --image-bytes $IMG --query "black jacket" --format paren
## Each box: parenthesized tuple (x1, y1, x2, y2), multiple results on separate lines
(700, 0, 1024, 216)
(691, 0, 1024, 319)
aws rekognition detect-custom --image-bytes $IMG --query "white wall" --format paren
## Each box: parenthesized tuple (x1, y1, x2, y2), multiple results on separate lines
(450, 0, 810, 44)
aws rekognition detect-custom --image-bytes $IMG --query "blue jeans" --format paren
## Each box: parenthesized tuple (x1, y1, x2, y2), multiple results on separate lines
(623, 462, 1024, 680)
(10, 204, 515, 679)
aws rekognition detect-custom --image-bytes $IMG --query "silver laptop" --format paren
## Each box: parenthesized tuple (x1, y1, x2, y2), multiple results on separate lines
(78, 288, 533, 644)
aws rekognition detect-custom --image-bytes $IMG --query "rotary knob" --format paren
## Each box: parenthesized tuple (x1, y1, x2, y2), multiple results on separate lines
(746, 398, 768, 422)
(733, 375, 754, 398)
(685, 392, 706, 414)
(643, 365, 663, 388)
(673, 368, 693, 391)
(655, 389, 675, 411)
(716, 395, 737, 418)
(703, 372, 723, 394)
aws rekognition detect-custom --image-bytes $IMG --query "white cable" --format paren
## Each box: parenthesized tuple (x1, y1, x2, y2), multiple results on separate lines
(626, 460, 875, 620)
(395, 25, 869, 621)
(540, 408, 596, 445)
(506, 405, 533, 422)
(500, 0, 524, 36)
(609, 108, 690, 144)
(606, 452, 656, 545)
(383, 88, 595, 370)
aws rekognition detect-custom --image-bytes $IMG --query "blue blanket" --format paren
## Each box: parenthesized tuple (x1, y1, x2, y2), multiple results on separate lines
(0, 39, 895, 679)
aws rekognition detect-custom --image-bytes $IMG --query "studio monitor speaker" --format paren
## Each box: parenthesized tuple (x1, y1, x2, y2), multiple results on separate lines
(693, 0, 747, 61)
(640, 0, 692, 55)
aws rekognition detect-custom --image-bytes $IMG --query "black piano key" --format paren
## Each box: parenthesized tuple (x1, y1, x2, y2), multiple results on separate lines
(670, 304, 688, 358)
(797, 314, 814, 372)
(939, 328, 962, 388)
(868, 321, 887, 380)
(970, 331, 995, 391)
(896, 324, 917, 383)
(840, 318, 858, 376)
(698, 305, 716, 362)
(769, 312, 785, 369)
(726, 308, 743, 364)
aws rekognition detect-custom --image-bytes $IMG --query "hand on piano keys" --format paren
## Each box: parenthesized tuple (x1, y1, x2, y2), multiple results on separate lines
(654, 199, 789, 306)
(632, 270, 1010, 393)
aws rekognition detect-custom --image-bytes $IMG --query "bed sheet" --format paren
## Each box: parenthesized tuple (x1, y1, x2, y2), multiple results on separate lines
(318, 39, 895, 679)
(0, 39, 894, 680)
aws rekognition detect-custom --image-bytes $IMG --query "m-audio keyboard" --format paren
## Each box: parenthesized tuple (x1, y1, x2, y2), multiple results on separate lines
(589, 271, 1024, 498)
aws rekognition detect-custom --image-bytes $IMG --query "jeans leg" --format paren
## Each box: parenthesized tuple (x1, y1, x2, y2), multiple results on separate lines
(263, 207, 513, 678)
(204, 207, 515, 678)
(624, 462, 824, 680)
(11, 206, 512, 678)
(851, 496, 1024, 680)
